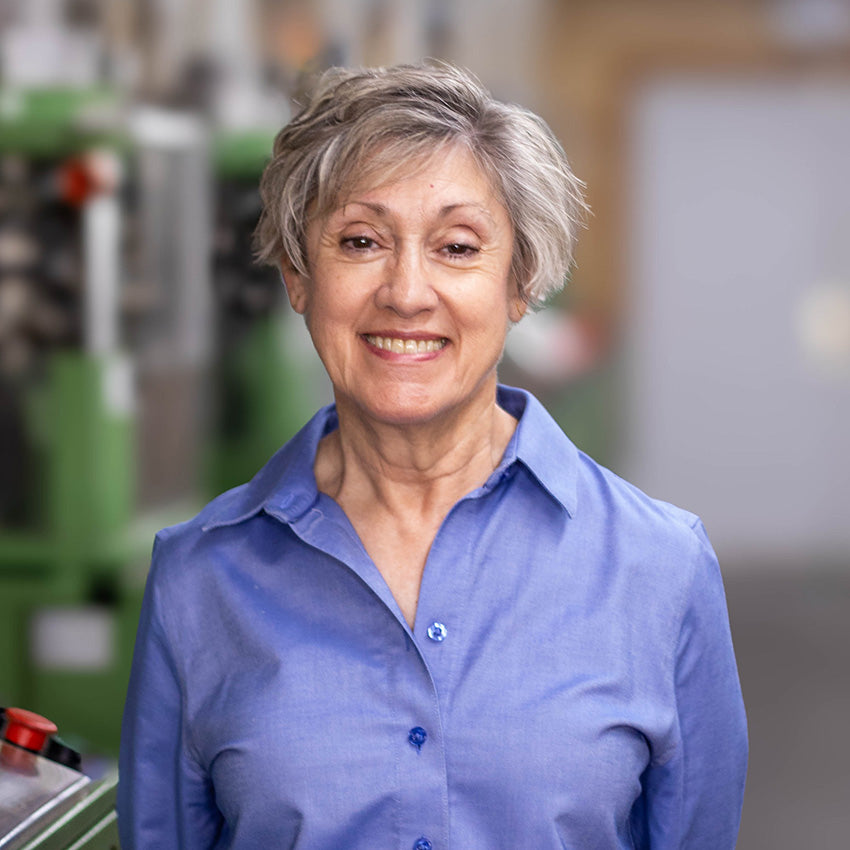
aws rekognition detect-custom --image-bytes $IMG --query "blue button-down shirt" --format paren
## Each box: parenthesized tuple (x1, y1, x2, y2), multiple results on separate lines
(118, 386, 747, 850)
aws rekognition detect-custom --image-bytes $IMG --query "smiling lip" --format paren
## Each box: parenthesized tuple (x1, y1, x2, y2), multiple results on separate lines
(363, 333, 448, 355)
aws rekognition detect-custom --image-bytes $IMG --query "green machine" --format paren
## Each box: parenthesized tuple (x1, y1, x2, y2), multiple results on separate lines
(0, 91, 325, 774)
(0, 87, 148, 760)
(0, 100, 324, 763)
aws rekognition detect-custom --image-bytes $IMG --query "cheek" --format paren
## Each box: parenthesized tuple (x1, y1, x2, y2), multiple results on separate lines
(302, 279, 346, 329)
(311, 264, 375, 314)
(303, 286, 366, 368)
(460, 283, 517, 335)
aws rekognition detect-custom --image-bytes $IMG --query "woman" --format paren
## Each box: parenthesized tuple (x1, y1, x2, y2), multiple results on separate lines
(118, 62, 747, 849)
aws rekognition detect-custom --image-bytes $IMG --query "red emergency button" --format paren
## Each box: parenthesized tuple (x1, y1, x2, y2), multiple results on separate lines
(3, 707, 58, 753)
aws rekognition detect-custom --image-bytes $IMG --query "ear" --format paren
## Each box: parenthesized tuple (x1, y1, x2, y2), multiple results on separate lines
(508, 280, 528, 323)
(509, 298, 528, 324)
(280, 259, 309, 315)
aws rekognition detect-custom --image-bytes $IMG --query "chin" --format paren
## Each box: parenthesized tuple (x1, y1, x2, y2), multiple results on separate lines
(345, 378, 494, 429)
(359, 395, 447, 427)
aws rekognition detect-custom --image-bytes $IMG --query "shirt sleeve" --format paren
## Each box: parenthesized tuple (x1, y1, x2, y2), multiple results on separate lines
(630, 519, 748, 849)
(117, 535, 223, 850)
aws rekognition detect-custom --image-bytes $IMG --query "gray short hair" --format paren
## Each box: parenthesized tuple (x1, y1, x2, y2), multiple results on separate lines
(254, 61, 588, 307)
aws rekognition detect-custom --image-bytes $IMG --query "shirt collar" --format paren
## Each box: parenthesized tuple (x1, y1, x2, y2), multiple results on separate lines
(496, 385, 578, 517)
(201, 405, 337, 531)
(202, 384, 577, 532)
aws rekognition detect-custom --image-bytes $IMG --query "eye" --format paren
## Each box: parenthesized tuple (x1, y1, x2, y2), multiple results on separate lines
(341, 235, 378, 252)
(442, 242, 479, 259)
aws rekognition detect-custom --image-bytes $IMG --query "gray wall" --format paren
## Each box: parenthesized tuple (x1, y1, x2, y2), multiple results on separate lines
(623, 76, 850, 567)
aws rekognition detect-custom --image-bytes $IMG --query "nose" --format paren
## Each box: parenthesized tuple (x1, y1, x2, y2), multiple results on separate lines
(374, 245, 438, 317)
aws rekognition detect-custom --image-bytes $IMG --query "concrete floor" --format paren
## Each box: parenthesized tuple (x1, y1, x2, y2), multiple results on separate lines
(725, 569, 850, 848)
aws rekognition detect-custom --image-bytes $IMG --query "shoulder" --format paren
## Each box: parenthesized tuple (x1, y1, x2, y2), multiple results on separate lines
(147, 404, 334, 588)
(151, 482, 252, 563)
(577, 449, 704, 542)
(142, 483, 258, 615)
(569, 449, 719, 608)
(507, 383, 709, 563)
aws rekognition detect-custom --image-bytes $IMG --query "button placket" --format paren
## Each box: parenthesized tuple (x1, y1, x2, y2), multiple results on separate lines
(401, 516, 467, 850)
(394, 662, 445, 850)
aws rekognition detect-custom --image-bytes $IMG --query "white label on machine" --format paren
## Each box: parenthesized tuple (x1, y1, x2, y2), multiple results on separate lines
(102, 354, 135, 417)
(30, 607, 115, 671)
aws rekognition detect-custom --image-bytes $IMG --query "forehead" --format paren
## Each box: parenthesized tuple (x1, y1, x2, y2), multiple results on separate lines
(330, 143, 504, 213)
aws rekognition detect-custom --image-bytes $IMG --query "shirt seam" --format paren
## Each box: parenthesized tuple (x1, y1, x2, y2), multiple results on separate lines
(152, 570, 209, 775)
(648, 517, 704, 768)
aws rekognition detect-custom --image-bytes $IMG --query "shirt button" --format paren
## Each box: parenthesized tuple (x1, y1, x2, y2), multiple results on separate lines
(408, 726, 427, 751)
(413, 839, 432, 850)
(426, 621, 447, 642)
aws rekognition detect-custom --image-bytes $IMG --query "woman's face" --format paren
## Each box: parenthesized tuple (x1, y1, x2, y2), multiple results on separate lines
(284, 145, 525, 428)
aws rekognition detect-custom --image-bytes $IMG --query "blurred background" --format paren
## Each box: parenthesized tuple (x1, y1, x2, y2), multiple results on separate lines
(0, 0, 848, 846)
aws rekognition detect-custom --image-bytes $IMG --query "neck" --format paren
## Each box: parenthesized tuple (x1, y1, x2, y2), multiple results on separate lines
(315, 383, 516, 521)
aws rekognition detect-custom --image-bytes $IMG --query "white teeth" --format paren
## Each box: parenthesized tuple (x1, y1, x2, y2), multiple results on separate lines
(365, 334, 446, 353)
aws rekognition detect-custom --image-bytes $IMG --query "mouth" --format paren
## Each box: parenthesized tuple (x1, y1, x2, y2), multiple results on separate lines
(363, 334, 448, 354)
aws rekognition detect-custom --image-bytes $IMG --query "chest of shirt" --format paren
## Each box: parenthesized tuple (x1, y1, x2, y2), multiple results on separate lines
(173, 494, 680, 847)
